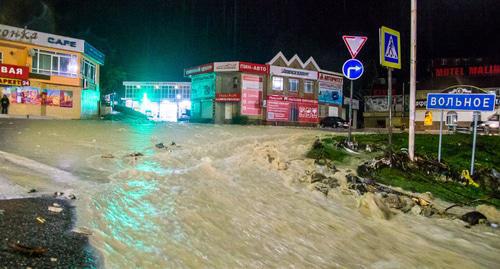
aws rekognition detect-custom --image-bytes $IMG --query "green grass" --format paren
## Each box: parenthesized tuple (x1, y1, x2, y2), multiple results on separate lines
(374, 167, 500, 207)
(308, 133, 500, 207)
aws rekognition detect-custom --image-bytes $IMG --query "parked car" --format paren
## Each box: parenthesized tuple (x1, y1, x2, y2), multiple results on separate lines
(479, 113, 499, 133)
(320, 117, 349, 128)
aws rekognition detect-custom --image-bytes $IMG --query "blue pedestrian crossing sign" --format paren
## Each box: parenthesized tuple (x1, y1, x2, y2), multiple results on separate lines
(342, 59, 364, 80)
(379, 26, 401, 69)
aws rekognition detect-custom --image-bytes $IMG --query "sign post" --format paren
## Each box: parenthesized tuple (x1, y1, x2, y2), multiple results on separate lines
(438, 110, 443, 162)
(380, 26, 401, 152)
(427, 92, 496, 175)
(342, 59, 364, 142)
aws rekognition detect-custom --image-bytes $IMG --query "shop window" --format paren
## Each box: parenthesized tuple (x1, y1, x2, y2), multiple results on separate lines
(32, 49, 78, 78)
(289, 79, 299, 92)
(0, 52, 3, 63)
(82, 59, 96, 82)
(272, 76, 283, 91)
(304, 80, 313, 93)
(446, 111, 458, 126)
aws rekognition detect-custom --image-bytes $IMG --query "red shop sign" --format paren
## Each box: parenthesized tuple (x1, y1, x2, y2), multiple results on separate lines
(0, 63, 29, 80)
(215, 93, 241, 102)
(239, 62, 268, 74)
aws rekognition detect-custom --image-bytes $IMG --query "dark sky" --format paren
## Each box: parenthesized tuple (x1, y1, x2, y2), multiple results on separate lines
(1, 0, 499, 91)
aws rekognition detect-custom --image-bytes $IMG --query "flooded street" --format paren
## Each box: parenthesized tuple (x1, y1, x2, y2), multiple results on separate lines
(0, 119, 499, 268)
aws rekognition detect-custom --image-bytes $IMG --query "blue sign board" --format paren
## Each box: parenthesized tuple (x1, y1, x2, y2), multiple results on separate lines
(379, 26, 401, 69)
(318, 87, 343, 105)
(84, 42, 105, 65)
(426, 93, 496, 111)
(342, 59, 364, 80)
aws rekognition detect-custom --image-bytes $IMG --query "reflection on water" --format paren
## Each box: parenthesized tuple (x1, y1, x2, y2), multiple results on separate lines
(0, 119, 499, 268)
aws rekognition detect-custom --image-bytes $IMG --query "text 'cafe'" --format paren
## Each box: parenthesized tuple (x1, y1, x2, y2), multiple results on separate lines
(0, 24, 104, 119)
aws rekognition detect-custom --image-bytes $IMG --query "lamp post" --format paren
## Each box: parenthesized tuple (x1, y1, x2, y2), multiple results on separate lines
(409, 0, 417, 161)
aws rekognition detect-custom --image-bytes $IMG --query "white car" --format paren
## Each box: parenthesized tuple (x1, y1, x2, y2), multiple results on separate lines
(479, 113, 499, 133)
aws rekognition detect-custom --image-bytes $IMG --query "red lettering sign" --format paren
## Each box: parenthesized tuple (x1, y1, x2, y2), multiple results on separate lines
(0, 64, 29, 80)
(238, 62, 268, 74)
(215, 93, 240, 102)
(267, 95, 289, 121)
(318, 72, 343, 83)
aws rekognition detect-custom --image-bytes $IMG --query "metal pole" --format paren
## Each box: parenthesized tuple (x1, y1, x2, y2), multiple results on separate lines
(471, 112, 478, 175)
(402, 82, 405, 120)
(438, 110, 443, 162)
(409, 0, 417, 161)
(388, 68, 393, 151)
(348, 80, 353, 143)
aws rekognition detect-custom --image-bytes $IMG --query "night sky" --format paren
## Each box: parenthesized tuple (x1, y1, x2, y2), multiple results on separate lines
(1, 0, 499, 94)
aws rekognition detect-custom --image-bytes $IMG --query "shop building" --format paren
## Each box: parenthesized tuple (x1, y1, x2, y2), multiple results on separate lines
(265, 52, 343, 126)
(184, 61, 268, 123)
(0, 24, 104, 119)
(122, 81, 191, 121)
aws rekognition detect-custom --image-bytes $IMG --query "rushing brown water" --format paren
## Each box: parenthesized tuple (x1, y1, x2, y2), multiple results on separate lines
(1, 119, 499, 268)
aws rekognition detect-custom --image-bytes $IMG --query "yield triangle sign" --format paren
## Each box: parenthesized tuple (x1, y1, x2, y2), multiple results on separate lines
(342, 35, 368, 59)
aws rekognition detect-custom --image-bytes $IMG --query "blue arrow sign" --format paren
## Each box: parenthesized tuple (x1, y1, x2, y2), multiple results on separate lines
(426, 93, 496, 111)
(342, 59, 364, 80)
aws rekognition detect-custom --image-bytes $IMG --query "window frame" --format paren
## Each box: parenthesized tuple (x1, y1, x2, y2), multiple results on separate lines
(289, 78, 299, 92)
(272, 76, 284, 91)
(31, 49, 78, 78)
(304, 80, 313, 93)
(82, 59, 96, 82)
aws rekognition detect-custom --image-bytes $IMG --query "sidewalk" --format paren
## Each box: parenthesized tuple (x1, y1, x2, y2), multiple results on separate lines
(0, 114, 56, 120)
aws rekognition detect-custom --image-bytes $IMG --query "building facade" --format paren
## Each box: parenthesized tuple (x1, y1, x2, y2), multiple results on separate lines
(184, 52, 343, 125)
(122, 81, 191, 121)
(0, 24, 104, 119)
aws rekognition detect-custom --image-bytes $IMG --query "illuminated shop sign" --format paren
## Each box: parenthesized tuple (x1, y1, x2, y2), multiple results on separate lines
(238, 62, 268, 74)
(434, 64, 500, 77)
(214, 62, 239, 72)
(0, 77, 30, 86)
(0, 63, 29, 80)
(318, 72, 343, 83)
(215, 93, 240, 102)
(184, 63, 214, 76)
(270, 65, 318, 80)
(0, 24, 84, 52)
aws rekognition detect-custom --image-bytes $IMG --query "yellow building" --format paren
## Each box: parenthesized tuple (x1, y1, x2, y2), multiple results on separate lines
(0, 24, 104, 119)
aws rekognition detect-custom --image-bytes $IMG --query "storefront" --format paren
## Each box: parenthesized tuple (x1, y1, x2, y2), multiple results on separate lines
(0, 24, 104, 119)
(185, 61, 268, 123)
(122, 81, 191, 121)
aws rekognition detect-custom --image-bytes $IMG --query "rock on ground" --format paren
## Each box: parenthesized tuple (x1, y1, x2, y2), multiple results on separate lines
(0, 197, 98, 268)
(358, 192, 393, 220)
(476, 204, 500, 223)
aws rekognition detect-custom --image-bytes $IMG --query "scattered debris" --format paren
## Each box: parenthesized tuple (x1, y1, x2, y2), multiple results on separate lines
(358, 192, 393, 220)
(461, 211, 487, 226)
(53, 202, 61, 207)
(155, 143, 165, 149)
(72, 227, 93, 236)
(48, 206, 63, 213)
(67, 194, 77, 200)
(50, 257, 58, 262)
(36, 217, 46, 224)
(128, 152, 144, 157)
(170, 141, 176, 146)
(28, 188, 37, 193)
(101, 153, 115, 159)
(8, 242, 48, 256)
(54, 192, 64, 197)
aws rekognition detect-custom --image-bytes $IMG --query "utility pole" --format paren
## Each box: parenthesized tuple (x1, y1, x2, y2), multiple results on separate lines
(409, 0, 417, 161)
(388, 68, 393, 152)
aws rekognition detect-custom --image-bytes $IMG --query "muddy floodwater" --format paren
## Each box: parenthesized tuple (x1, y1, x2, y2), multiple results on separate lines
(0, 119, 499, 268)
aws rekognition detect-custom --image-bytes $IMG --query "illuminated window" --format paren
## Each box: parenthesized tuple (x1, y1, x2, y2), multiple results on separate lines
(289, 79, 299, 92)
(82, 59, 96, 82)
(304, 80, 313, 93)
(32, 49, 78, 77)
(272, 76, 283, 91)
(446, 111, 458, 126)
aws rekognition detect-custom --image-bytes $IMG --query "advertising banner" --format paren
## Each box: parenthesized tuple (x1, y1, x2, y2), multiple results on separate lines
(318, 81, 343, 105)
(267, 95, 289, 121)
(214, 62, 239, 72)
(241, 74, 263, 116)
(270, 65, 318, 80)
(0, 64, 30, 80)
(60, 90, 73, 107)
(215, 93, 240, 102)
(1, 86, 40, 104)
(0, 77, 30, 86)
(239, 62, 268, 74)
(184, 63, 214, 77)
(44, 89, 61, 106)
(191, 73, 215, 99)
(297, 102, 319, 123)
